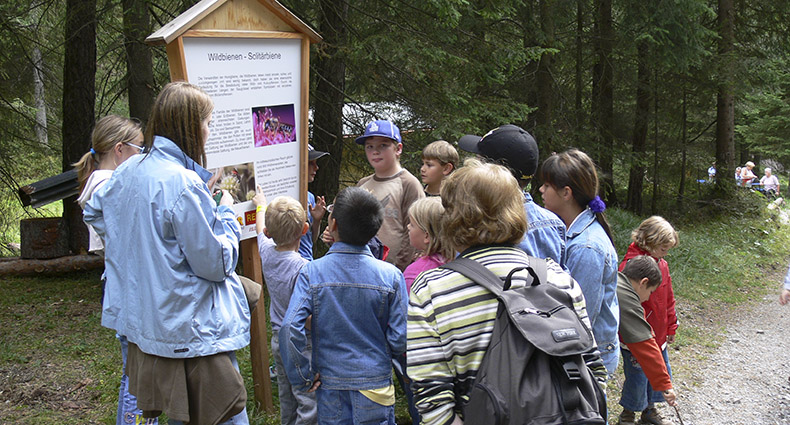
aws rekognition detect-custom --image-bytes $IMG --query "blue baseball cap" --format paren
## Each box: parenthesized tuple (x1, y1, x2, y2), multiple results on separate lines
(354, 120, 402, 145)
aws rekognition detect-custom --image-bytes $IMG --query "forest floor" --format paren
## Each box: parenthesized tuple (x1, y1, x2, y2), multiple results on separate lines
(606, 263, 790, 425)
(2, 262, 790, 424)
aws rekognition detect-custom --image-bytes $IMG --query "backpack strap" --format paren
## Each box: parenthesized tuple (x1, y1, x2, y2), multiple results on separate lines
(442, 255, 549, 294)
(442, 257, 506, 296)
(520, 256, 548, 289)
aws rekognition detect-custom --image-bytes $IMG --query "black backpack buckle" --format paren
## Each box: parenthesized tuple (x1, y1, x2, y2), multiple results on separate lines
(562, 360, 581, 381)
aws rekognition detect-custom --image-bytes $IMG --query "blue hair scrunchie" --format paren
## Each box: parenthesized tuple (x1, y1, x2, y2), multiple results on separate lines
(589, 196, 606, 213)
(89, 148, 96, 155)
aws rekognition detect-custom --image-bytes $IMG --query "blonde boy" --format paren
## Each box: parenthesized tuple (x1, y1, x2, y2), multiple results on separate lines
(355, 119, 425, 271)
(252, 189, 316, 425)
(420, 140, 458, 196)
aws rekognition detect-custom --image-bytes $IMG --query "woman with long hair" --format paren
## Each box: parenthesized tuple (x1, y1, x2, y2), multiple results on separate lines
(84, 81, 251, 424)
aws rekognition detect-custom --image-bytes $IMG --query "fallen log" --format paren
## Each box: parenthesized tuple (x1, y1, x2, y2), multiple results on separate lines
(0, 255, 103, 276)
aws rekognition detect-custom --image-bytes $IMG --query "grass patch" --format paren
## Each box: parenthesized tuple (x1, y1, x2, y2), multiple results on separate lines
(607, 203, 790, 306)
(0, 270, 118, 424)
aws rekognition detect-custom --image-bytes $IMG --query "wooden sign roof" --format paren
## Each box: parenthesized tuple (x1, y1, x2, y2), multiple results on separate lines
(145, 0, 322, 45)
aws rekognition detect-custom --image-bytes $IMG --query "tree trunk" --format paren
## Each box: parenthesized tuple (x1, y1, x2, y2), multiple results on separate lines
(534, 0, 555, 146)
(62, 0, 96, 255)
(575, 0, 584, 145)
(626, 41, 650, 214)
(32, 46, 47, 146)
(678, 90, 687, 203)
(123, 0, 155, 123)
(593, 0, 616, 205)
(715, 0, 735, 196)
(311, 0, 348, 208)
(650, 70, 659, 215)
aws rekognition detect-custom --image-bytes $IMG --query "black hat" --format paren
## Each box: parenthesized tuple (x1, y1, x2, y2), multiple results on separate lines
(458, 124, 539, 180)
(308, 144, 330, 161)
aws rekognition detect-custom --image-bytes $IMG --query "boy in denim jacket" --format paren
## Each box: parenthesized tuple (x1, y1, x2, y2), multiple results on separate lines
(459, 124, 566, 268)
(280, 187, 408, 425)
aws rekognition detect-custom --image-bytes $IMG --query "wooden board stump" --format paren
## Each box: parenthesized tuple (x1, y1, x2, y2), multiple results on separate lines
(20, 217, 69, 259)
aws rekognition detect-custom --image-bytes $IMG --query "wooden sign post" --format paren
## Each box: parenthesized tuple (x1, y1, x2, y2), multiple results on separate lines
(146, 0, 321, 412)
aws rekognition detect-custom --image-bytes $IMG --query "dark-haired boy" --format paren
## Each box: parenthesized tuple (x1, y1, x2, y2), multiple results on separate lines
(280, 187, 408, 425)
(617, 255, 677, 425)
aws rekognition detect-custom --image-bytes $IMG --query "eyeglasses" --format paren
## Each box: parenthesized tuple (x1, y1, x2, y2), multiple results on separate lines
(124, 142, 145, 154)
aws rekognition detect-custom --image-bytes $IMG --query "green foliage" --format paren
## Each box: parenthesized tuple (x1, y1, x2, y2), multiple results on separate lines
(342, 0, 540, 137)
(737, 57, 790, 170)
(620, 0, 715, 71)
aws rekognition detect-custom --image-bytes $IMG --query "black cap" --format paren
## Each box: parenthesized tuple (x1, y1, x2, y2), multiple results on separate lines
(308, 144, 330, 161)
(458, 124, 539, 179)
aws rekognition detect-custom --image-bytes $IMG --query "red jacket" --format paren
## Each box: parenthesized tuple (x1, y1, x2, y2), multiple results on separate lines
(619, 243, 678, 347)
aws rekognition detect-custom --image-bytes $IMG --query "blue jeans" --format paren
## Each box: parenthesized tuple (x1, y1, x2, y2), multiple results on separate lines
(393, 355, 419, 425)
(619, 347, 672, 412)
(117, 335, 157, 425)
(167, 351, 249, 425)
(316, 388, 395, 425)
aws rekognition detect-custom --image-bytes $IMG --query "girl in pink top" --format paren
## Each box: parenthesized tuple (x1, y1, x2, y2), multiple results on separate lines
(403, 197, 454, 292)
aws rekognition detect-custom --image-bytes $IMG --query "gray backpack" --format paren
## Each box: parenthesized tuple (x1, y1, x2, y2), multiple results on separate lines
(442, 256, 606, 425)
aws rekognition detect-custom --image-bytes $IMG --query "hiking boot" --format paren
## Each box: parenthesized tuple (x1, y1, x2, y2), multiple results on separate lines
(617, 409, 636, 425)
(639, 406, 674, 425)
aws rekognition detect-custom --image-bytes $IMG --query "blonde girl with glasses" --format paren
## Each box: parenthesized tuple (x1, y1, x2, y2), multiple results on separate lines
(74, 115, 144, 256)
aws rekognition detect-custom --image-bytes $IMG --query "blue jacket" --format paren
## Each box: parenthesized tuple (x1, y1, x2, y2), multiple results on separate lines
(565, 208, 620, 374)
(518, 192, 567, 268)
(784, 262, 790, 290)
(83, 136, 251, 358)
(297, 191, 315, 260)
(280, 242, 408, 391)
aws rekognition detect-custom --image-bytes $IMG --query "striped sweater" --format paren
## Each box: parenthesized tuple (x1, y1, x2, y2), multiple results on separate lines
(407, 245, 606, 425)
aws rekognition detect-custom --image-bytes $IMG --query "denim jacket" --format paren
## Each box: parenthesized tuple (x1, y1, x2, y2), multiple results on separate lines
(279, 242, 408, 391)
(565, 208, 620, 373)
(518, 192, 567, 269)
(83, 136, 251, 358)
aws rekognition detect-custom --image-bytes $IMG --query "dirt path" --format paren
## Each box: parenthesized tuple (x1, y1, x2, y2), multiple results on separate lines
(666, 290, 790, 425)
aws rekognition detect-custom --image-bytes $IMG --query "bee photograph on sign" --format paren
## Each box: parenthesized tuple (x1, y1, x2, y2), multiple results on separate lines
(252, 103, 296, 147)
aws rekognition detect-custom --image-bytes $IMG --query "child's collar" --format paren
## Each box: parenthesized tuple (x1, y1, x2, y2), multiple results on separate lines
(374, 166, 404, 180)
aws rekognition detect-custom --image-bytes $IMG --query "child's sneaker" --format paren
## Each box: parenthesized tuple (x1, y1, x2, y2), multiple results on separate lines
(618, 409, 636, 425)
(639, 406, 674, 425)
